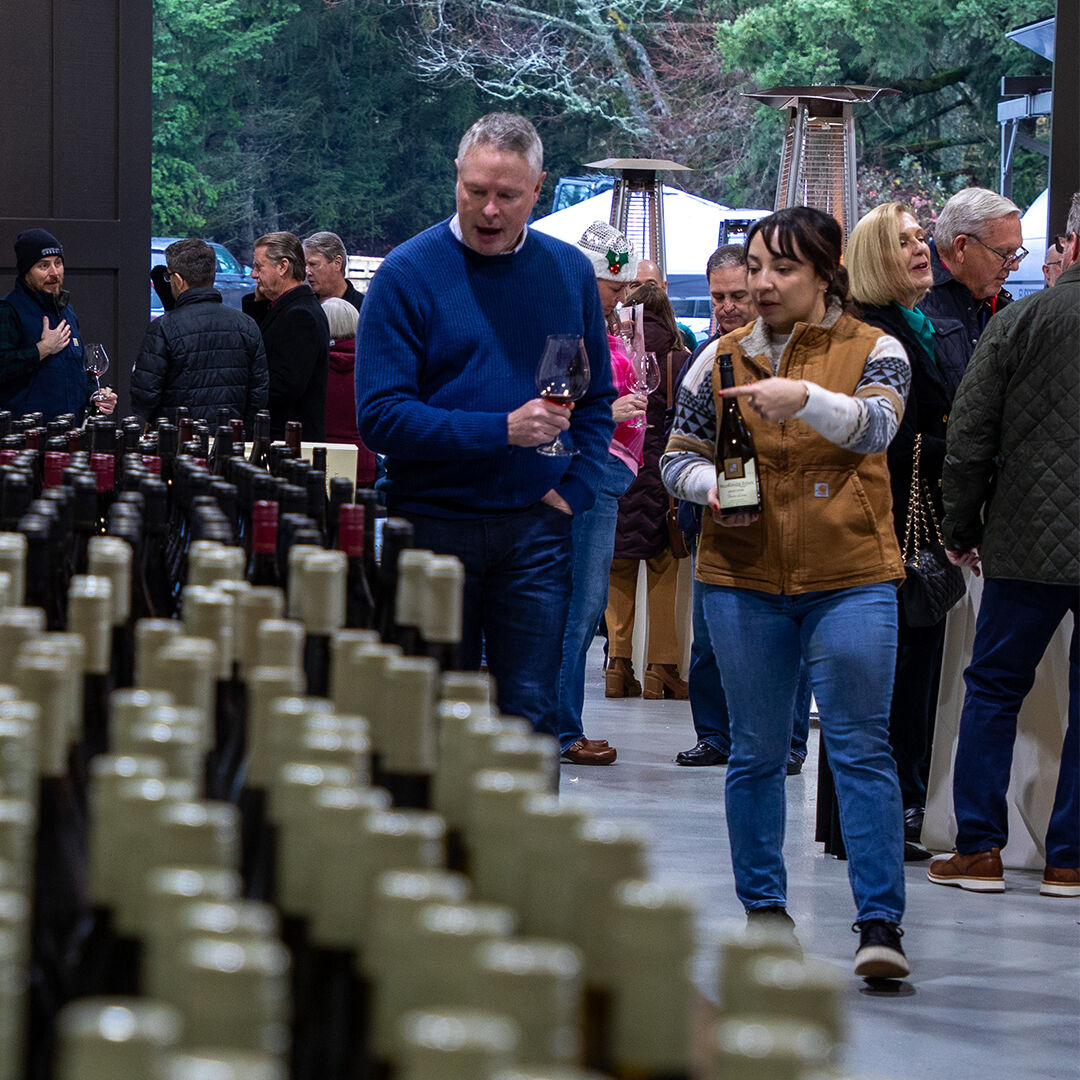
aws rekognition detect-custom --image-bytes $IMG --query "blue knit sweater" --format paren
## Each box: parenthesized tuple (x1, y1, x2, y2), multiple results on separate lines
(355, 220, 615, 518)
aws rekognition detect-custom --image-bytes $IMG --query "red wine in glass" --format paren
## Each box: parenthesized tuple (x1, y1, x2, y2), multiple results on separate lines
(84, 343, 110, 402)
(535, 335, 590, 457)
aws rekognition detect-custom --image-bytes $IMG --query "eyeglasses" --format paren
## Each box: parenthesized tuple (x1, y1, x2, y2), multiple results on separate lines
(162, 269, 173, 282)
(965, 234, 1028, 269)
(1051, 235, 1067, 254)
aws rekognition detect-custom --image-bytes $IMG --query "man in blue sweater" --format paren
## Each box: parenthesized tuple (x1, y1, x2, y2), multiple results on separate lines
(355, 113, 615, 739)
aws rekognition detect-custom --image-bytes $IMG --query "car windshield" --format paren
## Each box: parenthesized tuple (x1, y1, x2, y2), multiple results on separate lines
(213, 244, 242, 276)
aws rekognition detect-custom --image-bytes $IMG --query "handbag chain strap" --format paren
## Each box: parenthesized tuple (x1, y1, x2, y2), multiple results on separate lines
(902, 434, 945, 560)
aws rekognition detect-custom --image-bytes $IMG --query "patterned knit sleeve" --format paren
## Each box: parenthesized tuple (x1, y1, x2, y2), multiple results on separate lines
(795, 334, 910, 453)
(660, 344, 717, 506)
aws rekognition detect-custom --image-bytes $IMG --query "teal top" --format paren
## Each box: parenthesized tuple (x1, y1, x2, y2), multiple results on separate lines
(893, 301, 936, 365)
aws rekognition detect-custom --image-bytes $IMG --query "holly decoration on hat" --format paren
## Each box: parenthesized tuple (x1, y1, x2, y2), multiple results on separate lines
(606, 248, 629, 275)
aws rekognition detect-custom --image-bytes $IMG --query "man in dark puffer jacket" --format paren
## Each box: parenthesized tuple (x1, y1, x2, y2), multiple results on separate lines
(132, 238, 268, 429)
(930, 192, 1080, 898)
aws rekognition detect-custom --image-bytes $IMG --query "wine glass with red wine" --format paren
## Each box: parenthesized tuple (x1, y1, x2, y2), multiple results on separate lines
(84, 343, 110, 402)
(535, 334, 590, 457)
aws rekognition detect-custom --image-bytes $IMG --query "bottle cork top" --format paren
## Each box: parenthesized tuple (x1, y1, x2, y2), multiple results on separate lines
(157, 1050, 287, 1080)
(393, 549, 434, 630)
(329, 629, 380, 702)
(67, 575, 114, 674)
(148, 638, 216, 719)
(188, 543, 245, 587)
(710, 1018, 830, 1074)
(109, 688, 175, 737)
(380, 655, 438, 773)
(134, 618, 182, 687)
(294, 550, 347, 635)
(254, 619, 304, 673)
(398, 1007, 518, 1055)
(0, 606, 45, 682)
(420, 555, 464, 645)
(236, 588, 286, 675)
(0, 532, 26, 606)
(88, 536, 133, 623)
(13, 650, 78, 775)
(286, 544, 325, 618)
(55, 999, 183, 1075)
(439, 671, 494, 705)
(181, 587, 235, 680)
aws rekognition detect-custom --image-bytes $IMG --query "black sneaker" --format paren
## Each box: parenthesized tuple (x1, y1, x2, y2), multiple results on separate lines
(853, 920, 909, 980)
(675, 740, 729, 766)
(785, 752, 804, 776)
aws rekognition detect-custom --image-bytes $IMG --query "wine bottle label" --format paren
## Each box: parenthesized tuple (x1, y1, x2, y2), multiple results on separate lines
(717, 457, 760, 509)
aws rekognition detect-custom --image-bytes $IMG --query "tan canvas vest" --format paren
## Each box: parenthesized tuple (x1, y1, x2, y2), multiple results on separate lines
(697, 313, 904, 595)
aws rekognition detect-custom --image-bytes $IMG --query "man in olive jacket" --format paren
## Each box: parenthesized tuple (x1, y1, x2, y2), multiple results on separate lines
(929, 193, 1080, 899)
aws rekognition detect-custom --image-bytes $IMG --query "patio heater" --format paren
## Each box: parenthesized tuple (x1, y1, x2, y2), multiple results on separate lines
(584, 157, 690, 279)
(741, 85, 899, 247)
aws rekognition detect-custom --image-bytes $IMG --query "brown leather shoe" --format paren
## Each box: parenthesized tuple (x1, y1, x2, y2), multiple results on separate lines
(605, 657, 641, 698)
(1041, 865, 1080, 897)
(643, 663, 689, 700)
(560, 738, 617, 765)
(927, 848, 1005, 892)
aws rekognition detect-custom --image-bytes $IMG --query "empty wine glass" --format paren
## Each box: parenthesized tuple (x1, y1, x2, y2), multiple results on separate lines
(629, 351, 661, 429)
(535, 334, 591, 457)
(84, 343, 110, 402)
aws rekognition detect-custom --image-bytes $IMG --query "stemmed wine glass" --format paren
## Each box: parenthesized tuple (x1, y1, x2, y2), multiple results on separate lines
(535, 334, 590, 457)
(84, 343, 110, 402)
(629, 351, 661, 429)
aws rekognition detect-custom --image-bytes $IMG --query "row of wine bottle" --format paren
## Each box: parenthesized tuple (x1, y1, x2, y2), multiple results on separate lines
(0, 404, 848, 1080)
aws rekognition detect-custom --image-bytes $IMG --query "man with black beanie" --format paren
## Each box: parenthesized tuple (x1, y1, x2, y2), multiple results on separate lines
(0, 228, 117, 421)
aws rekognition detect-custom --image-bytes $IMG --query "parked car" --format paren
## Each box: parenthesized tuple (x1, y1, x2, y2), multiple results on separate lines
(150, 237, 255, 319)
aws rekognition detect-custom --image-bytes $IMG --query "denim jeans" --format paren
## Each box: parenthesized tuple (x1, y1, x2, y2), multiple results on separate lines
(556, 455, 635, 750)
(403, 501, 574, 741)
(701, 582, 905, 923)
(689, 551, 810, 759)
(953, 578, 1079, 867)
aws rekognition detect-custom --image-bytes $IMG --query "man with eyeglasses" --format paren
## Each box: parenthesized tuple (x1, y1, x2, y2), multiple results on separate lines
(1043, 235, 1066, 288)
(923, 187, 1022, 381)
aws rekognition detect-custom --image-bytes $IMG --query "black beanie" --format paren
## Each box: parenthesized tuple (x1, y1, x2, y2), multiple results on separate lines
(15, 229, 64, 279)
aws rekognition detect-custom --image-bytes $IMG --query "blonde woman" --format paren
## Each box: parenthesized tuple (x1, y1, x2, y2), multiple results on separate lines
(847, 202, 968, 854)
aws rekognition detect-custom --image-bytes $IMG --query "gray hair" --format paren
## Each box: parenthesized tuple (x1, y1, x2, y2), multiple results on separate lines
(303, 231, 348, 273)
(321, 296, 359, 340)
(254, 232, 306, 282)
(1066, 191, 1080, 240)
(457, 113, 543, 177)
(706, 244, 746, 277)
(935, 187, 1020, 255)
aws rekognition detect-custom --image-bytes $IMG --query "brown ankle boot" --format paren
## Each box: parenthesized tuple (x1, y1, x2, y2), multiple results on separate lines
(643, 663, 689, 700)
(605, 657, 641, 698)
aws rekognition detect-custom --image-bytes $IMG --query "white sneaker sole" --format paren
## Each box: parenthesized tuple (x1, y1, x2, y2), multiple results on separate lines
(926, 870, 1005, 892)
(1040, 882, 1080, 897)
(855, 946, 910, 980)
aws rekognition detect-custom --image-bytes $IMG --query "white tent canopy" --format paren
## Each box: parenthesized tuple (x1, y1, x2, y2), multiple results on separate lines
(531, 186, 770, 280)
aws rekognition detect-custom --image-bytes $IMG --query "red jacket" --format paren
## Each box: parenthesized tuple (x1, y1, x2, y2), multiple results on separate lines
(326, 335, 376, 485)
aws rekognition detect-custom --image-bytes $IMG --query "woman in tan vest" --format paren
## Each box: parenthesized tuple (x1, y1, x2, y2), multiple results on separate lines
(662, 206, 912, 982)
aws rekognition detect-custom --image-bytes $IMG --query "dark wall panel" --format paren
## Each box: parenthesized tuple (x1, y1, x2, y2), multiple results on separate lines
(0, 0, 151, 415)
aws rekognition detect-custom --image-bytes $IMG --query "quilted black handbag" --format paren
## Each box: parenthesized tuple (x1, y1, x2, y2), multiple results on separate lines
(900, 435, 966, 627)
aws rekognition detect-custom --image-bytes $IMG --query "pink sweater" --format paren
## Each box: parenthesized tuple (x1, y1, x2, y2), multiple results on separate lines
(608, 334, 644, 475)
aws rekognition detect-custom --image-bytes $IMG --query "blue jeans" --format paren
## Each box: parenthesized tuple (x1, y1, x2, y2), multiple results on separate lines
(556, 456, 635, 750)
(953, 578, 1079, 867)
(701, 583, 905, 923)
(689, 553, 810, 759)
(403, 502, 574, 741)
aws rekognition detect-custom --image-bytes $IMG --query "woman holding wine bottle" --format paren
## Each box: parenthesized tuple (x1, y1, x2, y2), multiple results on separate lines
(661, 206, 913, 981)
(554, 222, 646, 766)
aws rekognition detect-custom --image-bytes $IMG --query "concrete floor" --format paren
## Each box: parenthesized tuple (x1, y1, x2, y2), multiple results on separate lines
(568, 642, 1080, 1080)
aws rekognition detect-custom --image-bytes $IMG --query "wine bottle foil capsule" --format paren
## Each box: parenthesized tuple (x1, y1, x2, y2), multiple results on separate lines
(420, 555, 465, 646)
(710, 1017, 831, 1079)
(438, 670, 495, 706)
(254, 619, 304, 674)
(285, 545, 324, 620)
(328, 628, 379, 701)
(109, 688, 175, 743)
(181, 586, 235, 681)
(397, 1008, 518, 1080)
(68, 575, 114, 675)
(13, 652, 77, 776)
(133, 618, 182, 688)
(158, 1049, 287, 1080)
(0, 533, 27, 606)
(381, 656, 439, 775)
(188, 543, 245, 587)
(394, 549, 434, 633)
(54, 998, 183, 1080)
(88, 535, 133, 624)
(0, 607, 46, 684)
(235, 588, 285, 677)
(295, 550, 347, 635)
